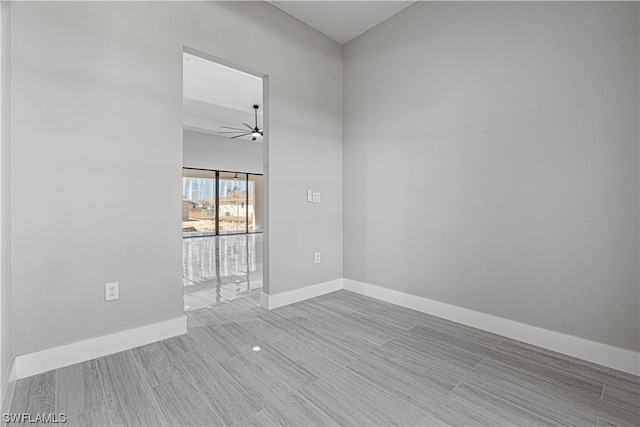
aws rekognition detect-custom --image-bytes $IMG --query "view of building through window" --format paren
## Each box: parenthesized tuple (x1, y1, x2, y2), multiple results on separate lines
(182, 168, 263, 237)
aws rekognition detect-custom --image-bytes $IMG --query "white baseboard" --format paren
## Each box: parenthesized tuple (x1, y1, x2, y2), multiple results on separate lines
(14, 316, 187, 380)
(1, 356, 15, 414)
(260, 278, 343, 310)
(343, 279, 640, 376)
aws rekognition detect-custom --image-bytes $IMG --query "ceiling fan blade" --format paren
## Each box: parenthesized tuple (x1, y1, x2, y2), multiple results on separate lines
(218, 131, 246, 134)
(230, 133, 251, 139)
(220, 126, 245, 132)
(242, 123, 253, 131)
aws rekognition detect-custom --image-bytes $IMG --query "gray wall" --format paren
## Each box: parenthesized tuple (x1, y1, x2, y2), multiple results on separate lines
(1, 0, 12, 394)
(11, 2, 343, 356)
(183, 130, 263, 174)
(343, 2, 639, 351)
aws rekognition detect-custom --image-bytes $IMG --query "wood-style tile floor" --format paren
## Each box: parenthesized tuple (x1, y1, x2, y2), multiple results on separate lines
(9, 290, 640, 426)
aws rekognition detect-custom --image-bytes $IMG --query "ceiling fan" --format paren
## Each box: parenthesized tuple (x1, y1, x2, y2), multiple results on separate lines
(217, 105, 263, 141)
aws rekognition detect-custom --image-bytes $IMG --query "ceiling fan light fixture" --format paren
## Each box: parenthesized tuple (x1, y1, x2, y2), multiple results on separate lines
(217, 105, 263, 141)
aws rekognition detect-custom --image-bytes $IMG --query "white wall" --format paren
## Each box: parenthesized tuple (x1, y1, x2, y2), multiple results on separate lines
(0, 0, 12, 402)
(183, 130, 263, 174)
(11, 2, 342, 357)
(344, 2, 639, 351)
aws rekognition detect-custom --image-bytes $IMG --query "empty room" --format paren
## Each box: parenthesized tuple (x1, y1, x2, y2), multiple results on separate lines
(0, 1, 638, 426)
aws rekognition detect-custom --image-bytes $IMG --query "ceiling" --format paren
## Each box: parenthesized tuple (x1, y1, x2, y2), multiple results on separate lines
(183, 52, 263, 142)
(183, 2, 415, 140)
(266, 1, 416, 44)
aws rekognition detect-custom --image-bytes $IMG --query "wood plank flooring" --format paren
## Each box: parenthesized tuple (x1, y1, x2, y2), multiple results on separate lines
(9, 290, 640, 426)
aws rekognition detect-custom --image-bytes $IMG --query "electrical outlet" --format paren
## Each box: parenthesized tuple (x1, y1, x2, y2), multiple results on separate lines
(105, 282, 119, 301)
(314, 252, 321, 264)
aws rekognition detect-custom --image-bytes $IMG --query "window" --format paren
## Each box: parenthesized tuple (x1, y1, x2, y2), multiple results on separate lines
(182, 168, 263, 237)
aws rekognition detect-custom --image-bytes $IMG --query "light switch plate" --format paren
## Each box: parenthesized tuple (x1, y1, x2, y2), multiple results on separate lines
(312, 192, 321, 203)
(307, 189, 313, 202)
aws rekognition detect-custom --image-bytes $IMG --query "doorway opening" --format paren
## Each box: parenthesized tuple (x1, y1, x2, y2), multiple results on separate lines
(182, 47, 267, 312)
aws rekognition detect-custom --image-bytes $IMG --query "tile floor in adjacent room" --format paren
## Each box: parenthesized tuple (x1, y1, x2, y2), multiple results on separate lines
(9, 288, 640, 427)
(182, 234, 263, 312)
